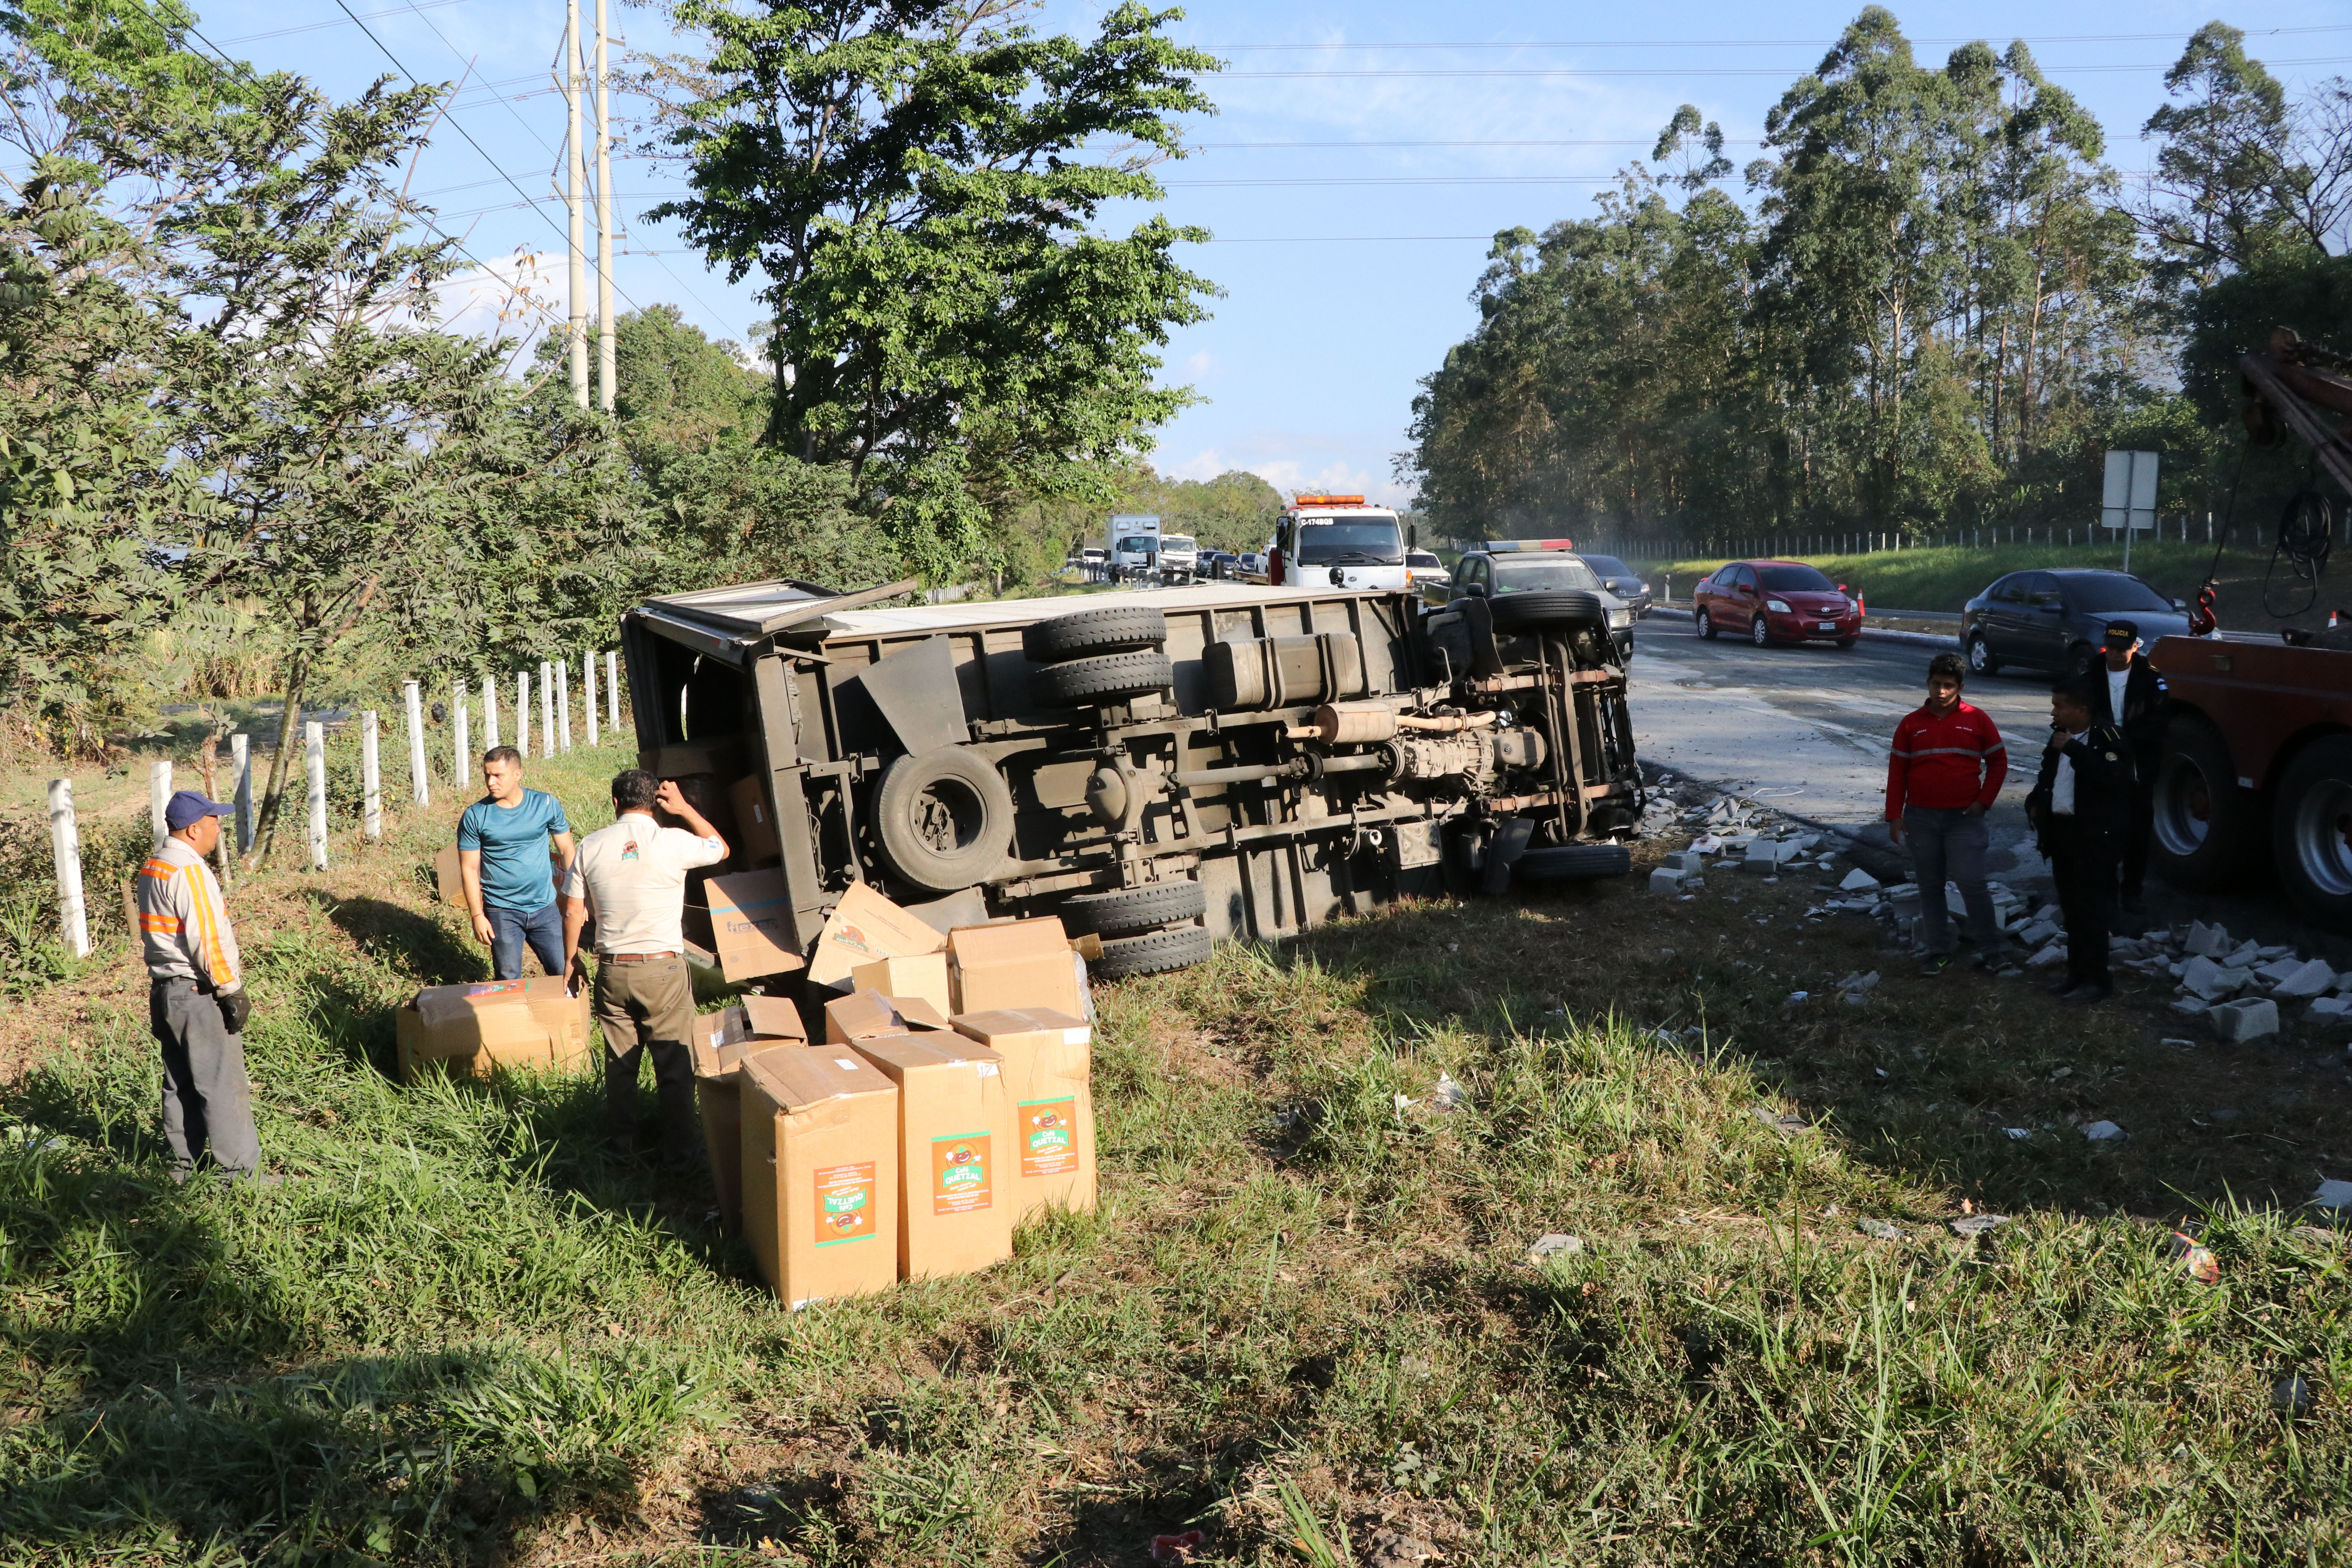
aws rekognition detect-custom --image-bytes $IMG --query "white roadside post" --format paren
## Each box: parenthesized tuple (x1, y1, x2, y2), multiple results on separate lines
(403, 680, 429, 806)
(483, 676, 499, 750)
(361, 710, 383, 839)
(150, 759, 173, 850)
(231, 733, 254, 854)
(556, 659, 573, 752)
(584, 651, 599, 746)
(47, 778, 89, 959)
(539, 661, 554, 755)
(606, 650, 619, 730)
(517, 670, 531, 759)
(455, 682, 472, 788)
(305, 721, 328, 869)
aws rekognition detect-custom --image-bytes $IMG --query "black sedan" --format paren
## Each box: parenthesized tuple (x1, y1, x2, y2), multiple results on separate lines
(1961, 568, 2193, 679)
(1576, 554, 1654, 617)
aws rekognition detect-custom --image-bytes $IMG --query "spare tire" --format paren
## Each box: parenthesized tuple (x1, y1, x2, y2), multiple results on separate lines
(872, 746, 1014, 893)
(1489, 590, 1608, 633)
(1024, 605, 1167, 662)
(1060, 879, 1208, 937)
(1092, 924, 1214, 978)
(1514, 842, 1633, 882)
(1032, 650, 1174, 709)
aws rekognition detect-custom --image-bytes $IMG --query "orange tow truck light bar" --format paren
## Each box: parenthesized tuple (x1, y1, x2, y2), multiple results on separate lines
(1483, 538, 1575, 552)
(1291, 495, 1367, 507)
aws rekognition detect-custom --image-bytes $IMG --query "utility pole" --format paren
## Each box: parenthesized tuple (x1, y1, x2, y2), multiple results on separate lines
(595, 0, 616, 412)
(564, 0, 589, 408)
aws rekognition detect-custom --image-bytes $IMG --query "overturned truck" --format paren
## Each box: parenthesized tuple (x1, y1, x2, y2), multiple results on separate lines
(620, 580, 1642, 978)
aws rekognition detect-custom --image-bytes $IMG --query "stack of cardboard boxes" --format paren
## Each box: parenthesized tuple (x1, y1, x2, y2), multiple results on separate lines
(695, 885, 1098, 1308)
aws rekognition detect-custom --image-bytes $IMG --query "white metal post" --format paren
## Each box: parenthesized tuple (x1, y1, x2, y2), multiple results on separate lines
(361, 710, 383, 839)
(305, 721, 328, 870)
(150, 758, 173, 851)
(557, 659, 573, 752)
(596, 0, 615, 410)
(231, 733, 253, 853)
(517, 671, 531, 759)
(47, 778, 89, 959)
(584, 650, 599, 746)
(565, 0, 588, 407)
(539, 660, 555, 755)
(483, 676, 499, 751)
(606, 650, 619, 730)
(403, 680, 429, 805)
(456, 682, 472, 788)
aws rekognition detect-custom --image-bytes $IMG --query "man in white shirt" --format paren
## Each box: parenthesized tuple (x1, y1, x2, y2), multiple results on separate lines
(560, 769, 729, 1164)
(2025, 678, 2135, 1004)
(2090, 621, 2167, 909)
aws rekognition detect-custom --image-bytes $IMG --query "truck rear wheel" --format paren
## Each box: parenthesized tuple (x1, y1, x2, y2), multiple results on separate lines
(1060, 879, 1208, 937)
(1023, 605, 1167, 662)
(2151, 712, 2258, 892)
(1514, 843, 1633, 883)
(1031, 650, 1174, 709)
(2273, 735, 2352, 929)
(1092, 924, 1214, 978)
(872, 746, 1015, 893)
(1489, 589, 1607, 633)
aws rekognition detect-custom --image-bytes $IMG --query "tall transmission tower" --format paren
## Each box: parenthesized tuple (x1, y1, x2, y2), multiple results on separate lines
(564, 0, 589, 407)
(595, 0, 615, 411)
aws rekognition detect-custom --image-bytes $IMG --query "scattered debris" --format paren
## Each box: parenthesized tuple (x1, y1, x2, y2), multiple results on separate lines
(2168, 1230, 2221, 1284)
(1786, 990, 1809, 1004)
(1366, 1528, 1442, 1568)
(2209, 997, 2281, 1043)
(1433, 1072, 1468, 1111)
(1526, 1233, 1584, 1262)
(1839, 866, 1880, 892)
(1393, 1093, 1417, 1112)
(2004, 1127, 2031, 1140)
(1856, 1217, 1902, 1240)
(2273, 1373, 2316, 1419)
(2311, 1179, 2352, 1212)
(1150, 1530, 1205, 1564)
(2083, 1120, 2126, 1142)
(1950, 1214, 2009, 1238)
(1752, 1107, 1812, 1135)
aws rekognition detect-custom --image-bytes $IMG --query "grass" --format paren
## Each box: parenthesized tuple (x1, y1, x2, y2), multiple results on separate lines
(2, 733, 2350, 1563)
(1625, 539, 2343, 630)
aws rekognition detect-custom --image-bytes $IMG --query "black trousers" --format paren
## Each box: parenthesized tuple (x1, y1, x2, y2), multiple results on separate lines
(2047, 817, 2118, 988)
(2120, 772, 2156, 901)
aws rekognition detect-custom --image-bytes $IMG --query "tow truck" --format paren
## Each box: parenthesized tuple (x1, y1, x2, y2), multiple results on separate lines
(2149, 330, 2352, 929)
(1267, 496, 1411, 592)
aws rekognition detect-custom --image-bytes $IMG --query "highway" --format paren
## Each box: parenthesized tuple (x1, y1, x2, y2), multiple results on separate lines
(1626, 621, 2055, 881)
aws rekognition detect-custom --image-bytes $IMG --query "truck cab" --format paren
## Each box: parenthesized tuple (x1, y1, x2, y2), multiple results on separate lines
(1158, 535, 1199, 585)
(1268, 497, 1409, 592)
(1108, 514, 1161, 583)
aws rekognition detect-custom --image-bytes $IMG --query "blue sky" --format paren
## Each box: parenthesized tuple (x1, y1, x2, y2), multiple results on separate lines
(188, 0, 2351, 505)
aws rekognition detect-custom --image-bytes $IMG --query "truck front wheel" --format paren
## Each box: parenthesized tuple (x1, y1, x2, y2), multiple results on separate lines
(2151, 713, 2258, 893)
(2273, 735, 2352, 929)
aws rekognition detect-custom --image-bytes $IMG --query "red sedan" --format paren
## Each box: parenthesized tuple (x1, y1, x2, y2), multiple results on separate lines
(1693, 559, 1862, 648)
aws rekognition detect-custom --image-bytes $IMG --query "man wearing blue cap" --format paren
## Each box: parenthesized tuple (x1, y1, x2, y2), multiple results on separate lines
(138, 790, 267, 1182)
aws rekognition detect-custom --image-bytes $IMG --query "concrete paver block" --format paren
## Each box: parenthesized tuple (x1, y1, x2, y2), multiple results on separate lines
(2209, 998, 2280, 1043)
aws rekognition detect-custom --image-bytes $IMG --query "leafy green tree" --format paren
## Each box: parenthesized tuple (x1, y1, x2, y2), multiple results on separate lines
(642, 0, 1219, 576)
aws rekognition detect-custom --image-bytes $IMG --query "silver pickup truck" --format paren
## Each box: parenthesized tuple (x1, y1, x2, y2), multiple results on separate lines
(621, 578, 1642, 977)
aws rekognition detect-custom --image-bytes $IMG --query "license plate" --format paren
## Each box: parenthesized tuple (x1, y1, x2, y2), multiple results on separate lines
(1817, 621, 1838, 631)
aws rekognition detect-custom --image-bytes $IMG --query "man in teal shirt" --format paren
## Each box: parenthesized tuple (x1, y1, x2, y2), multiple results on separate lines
(457, 746, 576, 979)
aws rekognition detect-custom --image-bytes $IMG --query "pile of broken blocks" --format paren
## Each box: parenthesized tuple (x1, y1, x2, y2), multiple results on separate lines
(1646, 791, 1844, 897)
(2156, 920, 2352, 1042)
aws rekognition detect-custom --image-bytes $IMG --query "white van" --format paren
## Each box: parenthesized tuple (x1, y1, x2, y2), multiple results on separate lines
(1108, 513, 1161, 583)
(1267, 497, 1410, 592)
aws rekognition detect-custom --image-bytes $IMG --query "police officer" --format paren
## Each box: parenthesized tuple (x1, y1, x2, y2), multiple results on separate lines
(2025, 676, 2136, 1004)
(2090, 620, 2167, 910)
(138, 790, 270, 1183)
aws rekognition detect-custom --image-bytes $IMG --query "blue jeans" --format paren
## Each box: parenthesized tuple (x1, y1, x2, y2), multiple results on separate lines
(488, 900, 565, 980)
(1903, 807, 2002, 956)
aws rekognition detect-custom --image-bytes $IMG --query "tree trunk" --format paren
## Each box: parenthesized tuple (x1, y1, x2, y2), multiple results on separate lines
(249, 655, 309, 870)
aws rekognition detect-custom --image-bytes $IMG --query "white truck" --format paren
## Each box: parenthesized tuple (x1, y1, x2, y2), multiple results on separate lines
(1157, 534, 1199, 584)
(1267, 496, 1412, 592)
(1108, 514, 1161, 583)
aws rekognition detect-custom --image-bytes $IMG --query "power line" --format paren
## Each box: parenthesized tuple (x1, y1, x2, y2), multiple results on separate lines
(1200, 24, 2352, 51)
(1208, 56, 2352, 79)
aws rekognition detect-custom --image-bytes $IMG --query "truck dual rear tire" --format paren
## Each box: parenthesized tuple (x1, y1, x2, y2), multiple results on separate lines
(1031, 650, 1175, 709)
(2151, 712, 2258, 892)
(1514, 843, 1633, 883)
(1023, 605, 1167, 662)
(2274, 735, 2352, 929)
(1060, 879, 1209, 937)
(1091, 924, 1214, 978)
(1489, 589, 1607, 633)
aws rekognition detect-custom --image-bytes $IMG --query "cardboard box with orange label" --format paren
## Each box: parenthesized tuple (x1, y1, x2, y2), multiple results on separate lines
(809, 882, 947, 993)
(394, 977, 593, 1082)
(848, 1034, 1016, 1280)
(691, 997, 811, 1234)
(951, 1008, 1095, 1220)
(737, 1045, 901, 1307)
(947, 917, 1086, 1016)
(823, 988, 950, 1045)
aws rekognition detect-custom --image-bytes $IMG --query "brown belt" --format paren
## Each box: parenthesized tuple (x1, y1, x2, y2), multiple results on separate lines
(601, 951, 679, 963)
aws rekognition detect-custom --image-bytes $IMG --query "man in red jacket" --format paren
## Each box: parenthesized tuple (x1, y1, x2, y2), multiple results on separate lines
(1887, 652, 2010, 975)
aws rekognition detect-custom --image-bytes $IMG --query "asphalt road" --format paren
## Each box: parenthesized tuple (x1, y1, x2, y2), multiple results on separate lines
(1625, 621, 2060, 885)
